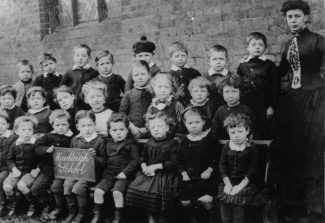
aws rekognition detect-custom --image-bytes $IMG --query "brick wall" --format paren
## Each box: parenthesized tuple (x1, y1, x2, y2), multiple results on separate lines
(0, 0, 324, 84)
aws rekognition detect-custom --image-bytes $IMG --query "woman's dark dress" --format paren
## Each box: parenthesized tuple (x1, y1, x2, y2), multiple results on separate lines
(274, 28, 325, 214)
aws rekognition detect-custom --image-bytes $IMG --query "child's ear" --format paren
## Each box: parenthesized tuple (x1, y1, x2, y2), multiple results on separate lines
(76, 124, 80, 131)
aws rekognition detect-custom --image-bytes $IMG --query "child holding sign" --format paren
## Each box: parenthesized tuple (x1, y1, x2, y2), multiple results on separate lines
(91, 113, 139, 223)
(34, 109, 74, 222)
(62, 110, 106, 223)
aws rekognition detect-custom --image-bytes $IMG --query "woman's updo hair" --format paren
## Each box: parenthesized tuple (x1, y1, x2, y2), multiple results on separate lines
(281, 0, 311, 16)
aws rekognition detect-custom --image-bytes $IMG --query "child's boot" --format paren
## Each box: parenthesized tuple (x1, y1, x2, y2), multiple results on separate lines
(7, 195, 17, 217)
(0, 200, 6, 217)
(25, 193, 38, 217)
(37, 192, 51, 222)
(91, 203, 103, 223)
(49, 192, 64, 220)
(112, 208, 123, 223)
(62, 195, 77, 223)
(72, 195, 87, 223)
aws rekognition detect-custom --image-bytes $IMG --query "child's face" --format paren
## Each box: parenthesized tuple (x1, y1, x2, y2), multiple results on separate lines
(77, 117, 96, 138)
(148, 118, 169, 140)
(109, 121, 128, 142)
(247, 38, 266, 57)
(209, 51, 227, 72)
(85, 89, 105, 112)
(190, 86, 208, 104)
(16, 121, 34, 142)
(28, 92, 45, 110)
(18, 65, 33, 82)
(42, 59, 56, 74)
(228, 125, 249, 145)
(97, 56, 113, 76)
(0, 117, 9, 135)
(223, 85, 240, 107)
(135, 52, 153, 64)
(0, 93, 15, 109)
(184, 114, 204, 136)
(170, 51, 187, 67)
(52, 118, 70, 135)
(73, 47, 90, 68)
(132, 66, 150, 87)
(57, 92, 75, 110)
(153, 79, 172, 100)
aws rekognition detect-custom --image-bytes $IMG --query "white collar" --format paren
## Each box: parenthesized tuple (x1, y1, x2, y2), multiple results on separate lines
(0, 104, 16, 110)
(1, 130, 12, 138)
(43, 71, 60, 78)
(77, 132, 97, 142)
(134, 84, 148, 90)
(245, 54, 267, 62)
(208, 68, 228, 76)
(51, 129, 74, 137)
(99, 72, 113, 78)
(72, 64, 91, 71)
(187, 129, 210, 141)
(170, 64, 190, 71)
(16, 136, 36, 145)
(190, 98, 209, 106)
(229, 141, 247, 151)
(149, 61, 155, 68)
(28, 107, 47, 114)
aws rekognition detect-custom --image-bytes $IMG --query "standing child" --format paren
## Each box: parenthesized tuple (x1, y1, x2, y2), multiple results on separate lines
(62, 110, 105, 223)
(237, 32, 280, 139)
(26, 87, 52, 138)
(12, 59, 34, 112)
(168, 41, 201, 106)
(91, 113, 139, 223)
(33, 53, 62, 110)
(54, 85, 81, 134)
(125, 36, 161, 92)
(211, 74, 257, 140)
(60, 44, 99, 109)
(218, 113, 264, 223)
(0, 85, 25, 129)
(126, 112, 179, 223)
(33, 109, 74, 222)
(0, 111, 18, 216)
(3, 116, 39, 217)
(203, 44, 231, 106)
(94, 50, 125, 112)
(82, 80, 113, 137)
(178, 107, 219, 223)
(147, 73, 184, 129)
(119, 60, 153, 139)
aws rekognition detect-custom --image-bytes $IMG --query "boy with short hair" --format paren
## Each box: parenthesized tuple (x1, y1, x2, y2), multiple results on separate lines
(168, 41, 201, 106)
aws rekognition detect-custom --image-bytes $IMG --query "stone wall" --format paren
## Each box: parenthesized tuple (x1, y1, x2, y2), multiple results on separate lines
(0, 0, 324, 84)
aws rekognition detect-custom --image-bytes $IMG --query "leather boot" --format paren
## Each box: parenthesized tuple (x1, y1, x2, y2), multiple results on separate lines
(7, 195, 16, 217)
(25, 193, 38, 217)
(112, 208, 123, 223)
(91, 203, 103, 223)
(71, 195, 87, 223)
(49, 192, 65, 220)
(62, 195, 77, 223)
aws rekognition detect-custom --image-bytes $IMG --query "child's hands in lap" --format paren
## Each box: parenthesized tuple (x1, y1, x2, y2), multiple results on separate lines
(230, 185, 244, 195)
(144, 165, 156, 176)
(182, 172, 190, 181)
(201, 169, 212, 180)
(116, 172, 126, 179)
(224, 183, 232, 195)
(88, 148, 96, 156)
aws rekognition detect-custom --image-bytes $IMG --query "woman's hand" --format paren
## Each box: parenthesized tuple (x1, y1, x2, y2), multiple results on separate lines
(129, 123, 141, 139)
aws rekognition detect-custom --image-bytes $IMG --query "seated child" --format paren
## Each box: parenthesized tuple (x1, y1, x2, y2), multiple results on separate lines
(33, 109, 74, 222)
(126, 112, 179, 223)
(237, 32, 280, 139)
(119, 60, 153, 139)
(125, 36, 161, 92)
(91, 113, 139, 223)
(178, 107, 220, 222)
(94, 50, 125, 112)
(62, 110, 105, 223)
(54, 85, 81, 134)
(3, 116, 39, 217)
(12, 59, 34, 112)
(0, 85, 25, 129)
(168, 41, 201, 106)
(60, 44, 99, 109)
(203, 44, 231, 106)
(82, 80, 113, 137)
(218, 113, 264, 223)
(26, 86, 52, 138)
(0, 110, 18, 216)
(211, 74, 257, 140)
(33, 53, 62, 110)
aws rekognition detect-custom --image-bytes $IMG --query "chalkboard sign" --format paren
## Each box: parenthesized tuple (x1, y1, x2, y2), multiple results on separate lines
(53, 147, 95, 182)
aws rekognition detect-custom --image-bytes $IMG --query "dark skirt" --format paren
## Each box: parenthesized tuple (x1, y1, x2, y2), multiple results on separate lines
(272, 87, 325, 214)
(217, 183, 265, 206)
(179, 179, 218, 201)
(126, 171, 179, 214)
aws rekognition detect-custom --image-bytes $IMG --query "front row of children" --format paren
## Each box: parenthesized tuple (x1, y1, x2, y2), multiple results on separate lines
(0, 105, 263, 223)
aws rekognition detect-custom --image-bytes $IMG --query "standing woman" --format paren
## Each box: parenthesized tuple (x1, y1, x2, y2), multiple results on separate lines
(274, 0, 324, 221)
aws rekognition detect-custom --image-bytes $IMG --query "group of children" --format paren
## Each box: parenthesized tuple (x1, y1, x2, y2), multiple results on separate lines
(0, 31, 280, 223)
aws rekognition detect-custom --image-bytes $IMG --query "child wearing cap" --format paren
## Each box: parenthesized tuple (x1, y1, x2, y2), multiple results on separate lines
(124, 36, 161, 92)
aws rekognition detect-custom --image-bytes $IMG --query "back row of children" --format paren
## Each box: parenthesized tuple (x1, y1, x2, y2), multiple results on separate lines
(0, 31, 278, 223)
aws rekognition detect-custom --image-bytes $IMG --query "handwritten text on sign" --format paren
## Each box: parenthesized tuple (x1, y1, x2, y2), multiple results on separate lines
(53, 147, 95, 182)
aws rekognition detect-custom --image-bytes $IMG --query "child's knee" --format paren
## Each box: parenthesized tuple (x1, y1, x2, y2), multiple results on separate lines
(94, 189, 105, 200)
(17, 181, 29, 194)
(3, 183, 13, 194)
(112, 190, 123, 200)
(180, 200, 192, 207)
